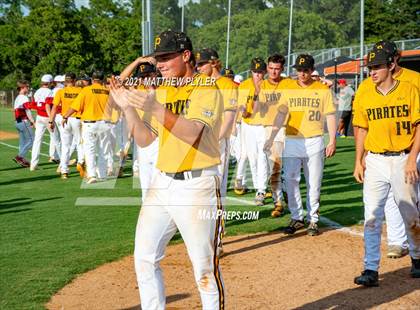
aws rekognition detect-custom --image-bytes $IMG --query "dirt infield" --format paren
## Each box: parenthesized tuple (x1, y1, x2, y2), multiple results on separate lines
(47, 228, 419, 310)
(0, 130, 18, 140)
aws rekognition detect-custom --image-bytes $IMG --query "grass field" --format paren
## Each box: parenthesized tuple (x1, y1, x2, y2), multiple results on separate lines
(0, 106, 363, 309)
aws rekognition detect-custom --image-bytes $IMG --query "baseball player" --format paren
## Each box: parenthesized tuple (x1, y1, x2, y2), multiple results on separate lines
(49, 73, 83, 179)
(352, 47, 420, 286)
(221, 68, 235, 81)
(13, 80, 35, 167)
(256, 54, 291, 215)
(234, 58, 267, 204)
(195, 48, 238, 199)
(336, 79, 354, 138)
(30, 74, 60, 170)
(110, 30, 225, 310)
(265, 54, 337, 236)
(62, 71, 110, 184)
(355, 40, 420, 259)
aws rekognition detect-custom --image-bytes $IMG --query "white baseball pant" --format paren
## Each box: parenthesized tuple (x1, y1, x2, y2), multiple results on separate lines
(31, 115, 61, 168)
(137, 139, 159, 202)
(218, 138, 230, 198)
(235, 121, 248, 186)
(283, 136, 325, 224)
(16, 120, 34, 159)
(363, 152, 420, 271)
(49, 115, 61, 160)
(60, 117, 83, 173)
(229, 123, 241, 162)
(82, 121, 110, 179)
(266, 127, 285, 202)
(384, 190, 409, 249)
(134, 167, 225, 310)
(243, 123, 269, 194)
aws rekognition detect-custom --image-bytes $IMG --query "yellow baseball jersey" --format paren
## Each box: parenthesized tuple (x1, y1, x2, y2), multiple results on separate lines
(353, 67, 420, 119)
(134, 84, 177, 136)
(215, 76, 238, 112)
(53, 86, 82, 117)
(254, 78, 293, 126)
(352, 80, 420, 153)
(237, 78, 256, 124)
(156, 74, 223, 173)
(278, 80, 336, 137)
(71, 83, 110, 121)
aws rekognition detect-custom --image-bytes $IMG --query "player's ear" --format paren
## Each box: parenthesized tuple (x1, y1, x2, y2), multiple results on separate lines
(182, 50, 192, 63)
(388, 62, 396, 72)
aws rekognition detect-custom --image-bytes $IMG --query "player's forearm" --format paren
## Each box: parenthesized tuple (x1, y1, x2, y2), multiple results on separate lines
(122, 106, 156, 147)
(408, 125, 420, 162)
(63, 108, 77, 119)
(269, 112, 287, 141)
(25, 109, 34, 123)
(326, 114, 337, 143)
(355, 127, 367, 164)
(45, 104, 52, 117)
(219, 111, 236, 139)
(152, 104, 205, 146)
(49, 106, 57, 122)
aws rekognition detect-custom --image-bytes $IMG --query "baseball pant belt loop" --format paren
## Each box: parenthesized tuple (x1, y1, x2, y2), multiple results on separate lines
(369, 149, 410, 156)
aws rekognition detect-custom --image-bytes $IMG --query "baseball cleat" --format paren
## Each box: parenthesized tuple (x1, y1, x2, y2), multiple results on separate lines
(411, 258, 420, 278)
(307, 222, 319, 236)
(354, 270, 379, 287)
(233, 179, 246, 195)
(271, 200, 285, 218)
(283, 219, 305, 235)
(387, 245, 409, 259)
(86, 177, 97, 184)
(29, 165, 38, 171)
(255, 192, 265, 206)
(265, 191, 272, 199)
(61, 173, 69, 180)
(13, 156, 29, 167)
(76, 163, 85, 178)
(56, 165, 61, 174)
(68, 159, 77, 166)
(49, 157, 60, 164)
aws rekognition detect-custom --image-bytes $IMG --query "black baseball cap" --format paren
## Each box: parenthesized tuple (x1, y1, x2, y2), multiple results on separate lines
(65, 72, 76, 80)
(365, 48, 393, 67)
(373, 40, 398, 57)
(293, 54, 315, 70)
(221, 68, 235, 77)
(92, 71, 104, 80)
(136, 62, 156, 77)
(250, 57, 267, 72)
(80, 74, 91, 81)
(195, 48, 219, 65)
(151, 30, 193, 57)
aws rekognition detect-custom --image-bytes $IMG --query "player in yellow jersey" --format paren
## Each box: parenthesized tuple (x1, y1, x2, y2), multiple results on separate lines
(352, 47, 420, 286)
(195, 48, 238, 258)
(62, 71, 110, 184)
(195, 48, 238, 199)
(256, 54, 291, 214)
(265, 54, 337, 236)
(110, 31, 225, 309)
(233, 58, 267, 203)
(49, 73, 83, 179)
(354, 40, 420, 260)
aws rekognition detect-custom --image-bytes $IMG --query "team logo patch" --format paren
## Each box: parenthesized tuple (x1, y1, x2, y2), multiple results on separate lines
(299, 58, 306, 65)
(368, 52, 376, 62)
(202, 110, 213, 118)
(154, 37, 161, 49)
(255, 63, 260, 69)
(140, 65, 145, 72)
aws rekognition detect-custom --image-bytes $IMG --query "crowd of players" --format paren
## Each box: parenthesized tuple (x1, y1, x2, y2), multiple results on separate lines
(12, 35, 419, 303)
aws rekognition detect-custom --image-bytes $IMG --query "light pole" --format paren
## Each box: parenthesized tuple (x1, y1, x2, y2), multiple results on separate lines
(226, 0, 232, 68)
(286, 0, 294, 76)
(141, 0, 153, 55)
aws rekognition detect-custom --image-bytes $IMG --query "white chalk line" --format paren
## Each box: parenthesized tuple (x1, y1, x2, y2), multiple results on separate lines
(0, 141, 49, 157)
(226, 196, 363, 237)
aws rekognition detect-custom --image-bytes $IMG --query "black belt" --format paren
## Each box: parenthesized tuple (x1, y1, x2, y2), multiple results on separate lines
(105, 120, 116, 125)
(371, 149, 410, 156)
(163, 170, 203, 180)
(76, 117, 81, 119)
(15, 118, 28, 123)
(83, 120, 98, 123)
